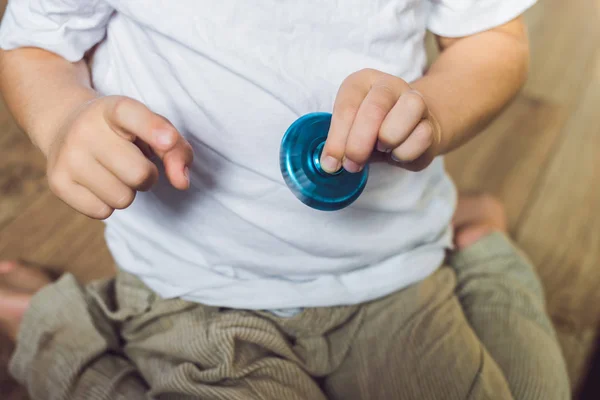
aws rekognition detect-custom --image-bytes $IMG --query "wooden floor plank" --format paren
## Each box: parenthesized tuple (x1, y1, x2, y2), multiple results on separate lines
(514, 52, 600, 392)
(0, 190, 114, 282)
(523, 0, 600, 107)
(0, 100, 48, 229)
(515, 53, 600, 328)
(445, 95, 567, 231)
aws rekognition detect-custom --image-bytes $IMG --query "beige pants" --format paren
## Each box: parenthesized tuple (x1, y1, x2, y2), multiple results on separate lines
(10, 233, 570, 399)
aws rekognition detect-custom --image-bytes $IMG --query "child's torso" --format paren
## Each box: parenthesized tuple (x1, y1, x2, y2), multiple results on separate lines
(93, 0, 456, 309)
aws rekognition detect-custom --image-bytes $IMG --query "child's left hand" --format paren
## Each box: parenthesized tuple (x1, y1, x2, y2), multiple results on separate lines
(320, 68, 442, 173)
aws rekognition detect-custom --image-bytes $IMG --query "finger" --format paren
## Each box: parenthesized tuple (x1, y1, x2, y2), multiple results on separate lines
(320, 74, 369, 173)
(93, 136, 159, 191)
(391, 151, 435, 172)
(135, 138, 154, 159)
(368, 144, 433, 172)
(390, 119, 435, 163)
(48, 173, 113, 220)
(155, 113, 193, 190)
(71, 159, 136, 210)
(377, 90, 428, 152)
(103, 96, 193, 188)
(343, 82, 401, 172)
(104, 96, 176, 151)
(367, 151, 389, 164)
(162, 139, 193, 190)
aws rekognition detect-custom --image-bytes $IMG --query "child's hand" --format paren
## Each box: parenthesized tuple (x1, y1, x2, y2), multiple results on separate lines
(320, 69, 441, 173)
(45, 96, 193, 219)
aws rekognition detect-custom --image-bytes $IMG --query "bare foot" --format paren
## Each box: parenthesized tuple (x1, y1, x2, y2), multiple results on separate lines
(0, 261, 53, 342)
(453, 193, 507, 250)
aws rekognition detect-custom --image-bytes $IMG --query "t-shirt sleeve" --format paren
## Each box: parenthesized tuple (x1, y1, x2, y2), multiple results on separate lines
(426, 0, 537, 37)
(0, 0, 114, 62)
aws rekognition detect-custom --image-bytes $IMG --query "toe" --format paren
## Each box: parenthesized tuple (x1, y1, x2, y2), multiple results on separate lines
(453, 193, 507, 232)
(455, 225, 495, 250)
(0, 261, 17, 274)
(0, 288, 33, 342)
(0, 262, 53, 292)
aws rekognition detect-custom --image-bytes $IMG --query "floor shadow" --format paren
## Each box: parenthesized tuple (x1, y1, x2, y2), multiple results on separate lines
(578, 333, 600, 399)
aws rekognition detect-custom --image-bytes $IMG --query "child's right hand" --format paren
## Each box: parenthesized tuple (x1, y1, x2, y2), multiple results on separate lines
(45, 95, 194, 220)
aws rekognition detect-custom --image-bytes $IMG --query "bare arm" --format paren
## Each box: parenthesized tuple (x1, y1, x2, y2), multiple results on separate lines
(412, 17, 530, 154)
(320, 17, 530, 173)
(0, 47, 192, 219)
(0, 48, 98, 155)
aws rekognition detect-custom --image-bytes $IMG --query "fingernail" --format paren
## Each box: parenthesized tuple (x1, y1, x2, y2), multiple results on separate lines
(391, 153, 401, 163)
(153, 129, 175, 148)
(97, 204, 111, 218)
(376, 140, 391, 153)
(320, 156, 340, 173)
(184, 166, 189, 181)
(343, 158, 362, 173)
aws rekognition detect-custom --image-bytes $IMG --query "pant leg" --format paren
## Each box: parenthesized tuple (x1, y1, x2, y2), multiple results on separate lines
(448, 232, 571, 400)
(113, 271, 329, 400)
(11, 268, 353, 400)
(324, 266, 514, 400)
(9, 274, 149, 400)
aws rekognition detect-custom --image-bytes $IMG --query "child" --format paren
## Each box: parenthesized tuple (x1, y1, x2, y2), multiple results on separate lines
(0, 0, 569, 399)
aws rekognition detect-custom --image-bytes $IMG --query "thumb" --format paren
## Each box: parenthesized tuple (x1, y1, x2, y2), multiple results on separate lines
(103, 96, 193, 190)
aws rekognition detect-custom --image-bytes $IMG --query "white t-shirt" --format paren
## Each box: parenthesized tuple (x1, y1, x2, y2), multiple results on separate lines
(0, 0, 535, 309)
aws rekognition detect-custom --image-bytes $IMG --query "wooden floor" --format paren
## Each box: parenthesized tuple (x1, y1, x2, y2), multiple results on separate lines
(1, 0, 599, 398)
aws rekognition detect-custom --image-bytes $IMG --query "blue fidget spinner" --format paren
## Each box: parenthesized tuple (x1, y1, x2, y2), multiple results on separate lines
(279, 112, 369, 211)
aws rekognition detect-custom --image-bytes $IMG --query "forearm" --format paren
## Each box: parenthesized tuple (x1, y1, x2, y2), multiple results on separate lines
(412, 18, 530, 154)
(0, 48, 98, 155)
